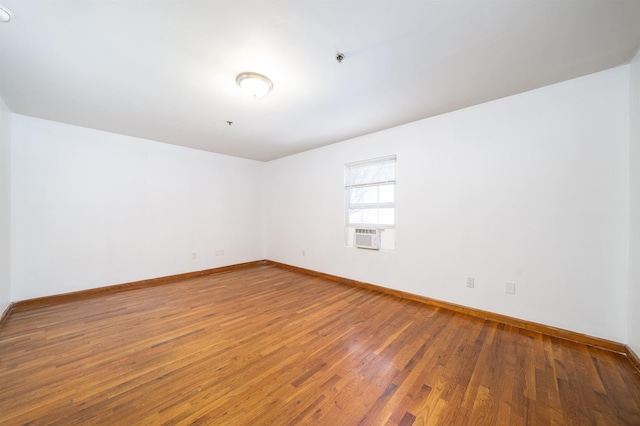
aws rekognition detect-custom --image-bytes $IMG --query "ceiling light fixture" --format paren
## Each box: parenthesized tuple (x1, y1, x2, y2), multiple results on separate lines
(0, 6, 12, 22)
(236, 72, 273, 99)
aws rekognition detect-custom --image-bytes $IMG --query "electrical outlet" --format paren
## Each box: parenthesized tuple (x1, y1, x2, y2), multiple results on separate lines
(191, 252, 197, 260)
(505, 281, 516, 295)
(302, 250, 306, 256)
(466, 277, 474, 288)
(215, 249, 225, 256)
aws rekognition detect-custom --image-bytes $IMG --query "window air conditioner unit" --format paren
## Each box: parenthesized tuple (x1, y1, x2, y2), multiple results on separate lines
(354, 228, 381, 250)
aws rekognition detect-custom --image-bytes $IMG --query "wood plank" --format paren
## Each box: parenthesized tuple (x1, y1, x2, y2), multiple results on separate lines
(267, 261, 628, 354)
(12, 260, 267, 311)
(1, 264, 639, 424)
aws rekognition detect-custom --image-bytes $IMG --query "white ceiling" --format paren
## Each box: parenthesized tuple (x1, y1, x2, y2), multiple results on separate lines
(1, 1, 639, 161)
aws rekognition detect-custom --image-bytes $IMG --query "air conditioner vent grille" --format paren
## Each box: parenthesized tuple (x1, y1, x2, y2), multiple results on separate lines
(354, 228, 381, 250)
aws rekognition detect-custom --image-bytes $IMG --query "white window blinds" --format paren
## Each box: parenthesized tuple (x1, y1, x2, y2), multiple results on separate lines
(345, 155, 396, 227)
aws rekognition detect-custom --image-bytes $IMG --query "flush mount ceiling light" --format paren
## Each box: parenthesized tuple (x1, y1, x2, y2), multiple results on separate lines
(236, 72, 273, 99)
(0, 5, 12, 22)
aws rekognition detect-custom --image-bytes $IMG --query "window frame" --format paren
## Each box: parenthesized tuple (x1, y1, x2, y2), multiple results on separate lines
(344, 155, 396, 229)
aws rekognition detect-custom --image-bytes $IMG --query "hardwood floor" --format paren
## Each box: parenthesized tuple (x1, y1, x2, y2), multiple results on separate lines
(1, 265, 639, 425)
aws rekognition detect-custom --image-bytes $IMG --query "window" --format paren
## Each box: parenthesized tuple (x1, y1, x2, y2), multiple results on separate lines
(345, 155, 396, 250)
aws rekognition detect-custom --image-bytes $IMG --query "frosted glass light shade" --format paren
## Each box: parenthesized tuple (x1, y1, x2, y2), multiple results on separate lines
(236, 72, 273, 98)
(0, 6, 12, 22)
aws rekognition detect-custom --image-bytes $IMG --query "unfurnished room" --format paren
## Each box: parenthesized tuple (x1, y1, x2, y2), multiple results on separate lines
(1, 1, 640, 424)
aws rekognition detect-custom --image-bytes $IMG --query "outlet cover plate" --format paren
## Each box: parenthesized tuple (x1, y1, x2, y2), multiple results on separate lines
(505, 281, 516, 295)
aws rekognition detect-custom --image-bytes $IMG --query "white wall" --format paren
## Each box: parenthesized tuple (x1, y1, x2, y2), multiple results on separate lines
(11, 115, 265, 301)
(4, 63, 634, 345)
(629, 49, 640, 355)
(265, 66, 630, 342)
(0, 94, 11, 314)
